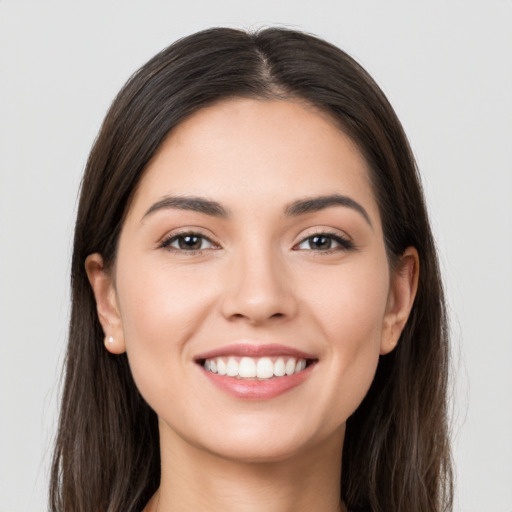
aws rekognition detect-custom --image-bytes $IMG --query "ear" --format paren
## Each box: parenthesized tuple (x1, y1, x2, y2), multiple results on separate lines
(380, 247, 419, 355)
(85, 253, 126, 354)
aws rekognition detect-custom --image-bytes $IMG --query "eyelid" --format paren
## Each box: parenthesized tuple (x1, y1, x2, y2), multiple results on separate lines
(158, 227, 221, 252)
(156, 226, 355, 253)
(293, 228, 355, 251)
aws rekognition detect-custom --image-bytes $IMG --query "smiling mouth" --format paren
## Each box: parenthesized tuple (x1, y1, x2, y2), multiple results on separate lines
(199, 356, 316, 380)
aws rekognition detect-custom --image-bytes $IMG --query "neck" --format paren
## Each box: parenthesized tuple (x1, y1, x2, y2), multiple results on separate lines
(147, 422, 346, 512)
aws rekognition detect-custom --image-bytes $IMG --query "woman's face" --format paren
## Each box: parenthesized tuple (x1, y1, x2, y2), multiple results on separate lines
(89, 98, 416, 462)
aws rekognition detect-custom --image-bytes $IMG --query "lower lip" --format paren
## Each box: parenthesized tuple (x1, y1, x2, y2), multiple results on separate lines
(200, 364, 315, 400)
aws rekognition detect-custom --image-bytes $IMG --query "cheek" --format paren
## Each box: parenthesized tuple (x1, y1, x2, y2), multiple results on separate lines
(302, 260, 389, 416)
(114, 261, 215, 402)
(306, 257, 389, 345)
(117, 257, 215, 336)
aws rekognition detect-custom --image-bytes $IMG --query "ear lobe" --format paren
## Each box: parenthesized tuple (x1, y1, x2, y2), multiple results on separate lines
(380, 247, 419, 355)
(85, 253, 126, 354)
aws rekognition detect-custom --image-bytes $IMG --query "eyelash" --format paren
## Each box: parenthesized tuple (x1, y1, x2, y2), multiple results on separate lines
(159, 230, 355, 255)
(293, 231, 355, 253)
(159, 231, 219, 253)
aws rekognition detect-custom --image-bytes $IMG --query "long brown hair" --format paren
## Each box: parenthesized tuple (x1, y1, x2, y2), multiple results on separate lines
(50, 27, 452, 512)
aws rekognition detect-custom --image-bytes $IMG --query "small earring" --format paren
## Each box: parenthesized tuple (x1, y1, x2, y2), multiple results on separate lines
(107, 335, 114, 344)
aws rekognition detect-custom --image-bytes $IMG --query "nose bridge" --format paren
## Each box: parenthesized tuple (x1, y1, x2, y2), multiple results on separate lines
(221, 239, 296, 324)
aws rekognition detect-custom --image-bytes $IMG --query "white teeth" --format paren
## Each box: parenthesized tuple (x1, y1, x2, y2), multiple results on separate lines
(256, 357, 274, 379)
(239, 357, 257, 378)
(274, 357, 286, 377)
(217, 358, 227, 375)
(203, 356, 310, 379)
(227, 357, 239, 377)
(295, 359, 306, 372)
(285, 358, 296, 375)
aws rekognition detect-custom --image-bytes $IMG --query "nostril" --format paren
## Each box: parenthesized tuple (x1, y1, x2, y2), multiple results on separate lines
(220, 283, 298, 324)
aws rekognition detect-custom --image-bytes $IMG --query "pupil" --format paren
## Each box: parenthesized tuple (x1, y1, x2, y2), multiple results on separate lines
(311, 235, 331, 250)
(179, 235, 201, 250)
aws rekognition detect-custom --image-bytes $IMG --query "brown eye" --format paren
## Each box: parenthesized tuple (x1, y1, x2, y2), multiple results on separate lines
(295, 233, 354, 252)
(178, 235, 203, 250)
(307, 235, 333, 250)
(162, 233, 217, 251)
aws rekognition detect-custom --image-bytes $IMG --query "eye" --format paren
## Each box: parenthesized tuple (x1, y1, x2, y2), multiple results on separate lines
(295, 233, 354, 252)
(160, 232, 218, 252)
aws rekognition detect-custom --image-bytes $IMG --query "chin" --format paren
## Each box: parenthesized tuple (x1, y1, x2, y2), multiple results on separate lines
(172, 413, 345, 465)
(206, 436, 308, 464)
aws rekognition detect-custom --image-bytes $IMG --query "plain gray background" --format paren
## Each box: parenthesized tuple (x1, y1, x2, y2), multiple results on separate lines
(1, 1, 511, 511)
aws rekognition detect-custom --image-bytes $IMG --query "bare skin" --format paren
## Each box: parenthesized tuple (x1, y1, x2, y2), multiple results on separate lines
(86, 98, 418, 512)
(144, 428, 347, 512)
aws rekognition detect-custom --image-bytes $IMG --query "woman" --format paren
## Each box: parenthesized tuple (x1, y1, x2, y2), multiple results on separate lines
(50, 27, 452, 512)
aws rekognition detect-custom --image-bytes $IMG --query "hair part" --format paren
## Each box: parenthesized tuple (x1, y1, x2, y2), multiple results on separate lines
(50, 27, 452, 512)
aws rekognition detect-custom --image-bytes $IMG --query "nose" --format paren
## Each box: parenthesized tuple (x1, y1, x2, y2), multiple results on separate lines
(220, 246, 298, 325)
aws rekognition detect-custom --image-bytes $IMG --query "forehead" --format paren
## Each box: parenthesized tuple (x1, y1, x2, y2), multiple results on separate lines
(128, 98, 380, 223)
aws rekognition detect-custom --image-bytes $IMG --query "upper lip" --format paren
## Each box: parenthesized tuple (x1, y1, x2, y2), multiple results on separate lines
(194, 343, 317, 361)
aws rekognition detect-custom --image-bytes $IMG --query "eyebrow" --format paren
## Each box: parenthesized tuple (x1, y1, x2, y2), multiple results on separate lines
(142, 196, 230, 220)
(285, 194, 373, 227)
(142, 193, 372, 227)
